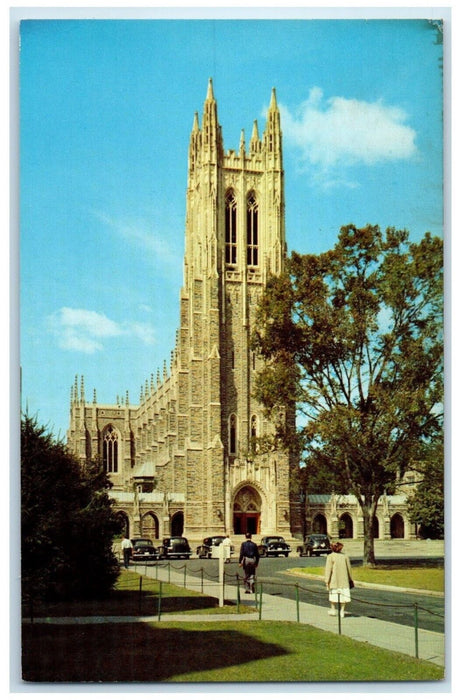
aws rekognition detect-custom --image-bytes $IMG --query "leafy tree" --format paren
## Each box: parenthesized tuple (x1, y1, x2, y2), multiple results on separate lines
(252, 225, 443, 565)
(21, 414, 121, 602)
(406, 435, 444, 539)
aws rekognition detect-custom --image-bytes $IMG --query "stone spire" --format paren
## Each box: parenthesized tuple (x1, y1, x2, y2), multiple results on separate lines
(201, 78, 223, 161)
(188, 111, 201, 173)
(239, 128, 246, 156)
(250, 119, 260, 154)
(263, 87, 282, 166)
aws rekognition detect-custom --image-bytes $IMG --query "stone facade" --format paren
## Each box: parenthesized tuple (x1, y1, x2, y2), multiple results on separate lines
(67, 81, 296, 540)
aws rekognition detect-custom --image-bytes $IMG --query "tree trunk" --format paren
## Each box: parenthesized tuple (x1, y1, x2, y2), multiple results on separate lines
(360, 498, 378, 566)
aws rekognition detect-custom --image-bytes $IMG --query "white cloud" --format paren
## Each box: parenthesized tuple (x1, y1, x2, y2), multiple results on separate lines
(129, 322, 156, 346)
(279, 88, 417, 184)
(47, 307, 156, 354)
(93, 211, 182, 270)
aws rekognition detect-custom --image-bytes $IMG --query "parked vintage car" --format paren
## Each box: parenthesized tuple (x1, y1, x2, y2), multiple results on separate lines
(130, 537, 159, 561)
(258, 535, 291, 557)
(158, 536, 192, 559)
(297, 533, 332, 557)
(196, 536, 235, 559)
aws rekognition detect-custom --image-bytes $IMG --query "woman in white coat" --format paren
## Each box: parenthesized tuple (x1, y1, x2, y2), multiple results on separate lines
(324, 541, 354, 617)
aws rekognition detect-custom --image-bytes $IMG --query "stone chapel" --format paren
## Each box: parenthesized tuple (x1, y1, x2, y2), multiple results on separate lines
(67, 80, 417, 542)
(67, 80, 299, 541)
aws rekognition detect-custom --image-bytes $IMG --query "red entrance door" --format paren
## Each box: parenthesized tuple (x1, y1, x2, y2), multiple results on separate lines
(233, 513, 260, 535)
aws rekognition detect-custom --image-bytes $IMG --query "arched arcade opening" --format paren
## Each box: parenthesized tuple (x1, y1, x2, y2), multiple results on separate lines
(339, 513, 354, 538)
(391, 513, 405, 538)
(312, 513, 328, 534)
(141, 511, 159, 540)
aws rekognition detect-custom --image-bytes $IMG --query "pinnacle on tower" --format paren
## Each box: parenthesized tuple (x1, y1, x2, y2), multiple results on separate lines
(263, 87, 282, 162)
(239, 128, 246, 155)
(192, 111, 199, 133)
(201, 78, 222, 160)
(206, 77, 214, 101)
(250, 119, 260, 154)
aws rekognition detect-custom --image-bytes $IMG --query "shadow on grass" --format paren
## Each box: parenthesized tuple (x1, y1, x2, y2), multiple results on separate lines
(22, 622, 288, 682)
(23, 587, 228, 619)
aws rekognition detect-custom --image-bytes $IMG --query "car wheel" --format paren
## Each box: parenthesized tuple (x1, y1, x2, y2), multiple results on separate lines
(308, 549, 313, 557)
(285, 553, 289, 557)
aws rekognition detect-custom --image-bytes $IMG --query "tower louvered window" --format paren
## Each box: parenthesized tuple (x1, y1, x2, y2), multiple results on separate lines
(250, 414, 258, 452)
(103, 425, 119, 473)
(229, 414, 237, 455)
(225, 190, 237, 265)
(247, 192, 258, 266)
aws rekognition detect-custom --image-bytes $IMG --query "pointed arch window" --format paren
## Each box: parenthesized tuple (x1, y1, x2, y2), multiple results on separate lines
(225, 190, 237, 265)
(229, 414, 237, 455)
(103, 425, 119, 473)
(247, 192, 258, 266)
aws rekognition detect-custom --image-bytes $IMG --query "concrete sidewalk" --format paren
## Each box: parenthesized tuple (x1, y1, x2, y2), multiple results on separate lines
(136, 561, 445, 668)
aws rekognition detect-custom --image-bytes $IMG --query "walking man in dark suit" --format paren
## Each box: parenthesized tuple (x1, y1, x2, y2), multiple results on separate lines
(238, 532, 260, 593)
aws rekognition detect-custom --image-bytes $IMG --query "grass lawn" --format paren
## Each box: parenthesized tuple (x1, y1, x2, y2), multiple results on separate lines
(290, 565, 444, 592)
(21, 569, 444, 683)
(22, 619, 444, 683)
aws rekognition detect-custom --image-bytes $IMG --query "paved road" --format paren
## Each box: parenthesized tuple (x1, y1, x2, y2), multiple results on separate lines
(142, 553, 445, 634)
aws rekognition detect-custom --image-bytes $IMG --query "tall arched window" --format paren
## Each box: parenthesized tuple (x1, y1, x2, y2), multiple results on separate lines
(229, 414, 237, 455)
(250, 415, 258, 441)
(247, 192, 258, 266)
(103, 425, 119, 473)
(225, 190, 237, 265)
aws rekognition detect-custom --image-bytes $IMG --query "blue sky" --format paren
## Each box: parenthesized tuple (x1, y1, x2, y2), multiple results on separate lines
(18, 15, 445, 440)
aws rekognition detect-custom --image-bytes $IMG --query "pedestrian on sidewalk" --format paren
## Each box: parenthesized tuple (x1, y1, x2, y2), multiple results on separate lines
(238, 532, 260, 593)
(325, 541, 354, 618)
(121, 535, 133, 569)
(222, 534, 232, 563)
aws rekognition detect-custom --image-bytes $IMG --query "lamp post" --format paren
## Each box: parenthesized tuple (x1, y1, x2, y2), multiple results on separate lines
(299, 488, 306, 540)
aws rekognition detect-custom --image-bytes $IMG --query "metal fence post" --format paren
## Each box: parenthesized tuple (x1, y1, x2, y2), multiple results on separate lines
(414, 603, 419, 658)
(337, 592, 342, 635)
(201, 568, 204, 594)
(258, 583, 263, 620)
(139, 576, 143, 615)
(295, 583, 300, 623)
(236, 573, 240, 613)
(157, 580, 162, 621)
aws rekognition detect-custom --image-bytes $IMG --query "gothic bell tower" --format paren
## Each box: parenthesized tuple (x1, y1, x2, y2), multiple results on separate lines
(180, 79, 292, 537)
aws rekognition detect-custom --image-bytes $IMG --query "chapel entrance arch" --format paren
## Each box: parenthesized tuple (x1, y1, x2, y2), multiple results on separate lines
(233, 485, 262, 535)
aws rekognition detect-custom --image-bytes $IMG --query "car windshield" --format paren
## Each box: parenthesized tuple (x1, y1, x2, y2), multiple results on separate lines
(267, 537, 284, 542)
(312, 535, 328, 541)
(134, 540, 152, 546)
